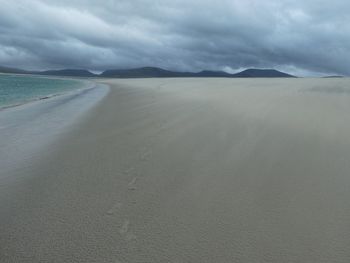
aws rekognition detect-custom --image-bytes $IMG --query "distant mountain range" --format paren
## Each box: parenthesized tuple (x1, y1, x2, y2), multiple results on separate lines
(323, 75, 344, 78)
(39, 69, 96, 77)
(0, 66, 33, 75)
(0, 66, 296, 78)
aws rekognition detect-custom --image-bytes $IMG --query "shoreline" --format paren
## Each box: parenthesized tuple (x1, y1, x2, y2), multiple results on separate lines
(0, 74, 95, 111)
(0, 82, 109, 182)
(2, 78, 350, 262)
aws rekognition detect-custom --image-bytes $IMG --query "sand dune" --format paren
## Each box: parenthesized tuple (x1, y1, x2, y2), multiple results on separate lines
(1, 78, 350, 262)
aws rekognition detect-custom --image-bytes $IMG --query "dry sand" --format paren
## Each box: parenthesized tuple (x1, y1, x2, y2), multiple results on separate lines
(1, 78, 350, 262)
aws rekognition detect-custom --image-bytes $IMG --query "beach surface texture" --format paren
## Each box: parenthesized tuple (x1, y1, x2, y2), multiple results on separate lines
(1, 78, 350, 262)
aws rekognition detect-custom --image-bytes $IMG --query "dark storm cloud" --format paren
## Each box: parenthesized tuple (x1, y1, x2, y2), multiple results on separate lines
(0, 0, 349, 76)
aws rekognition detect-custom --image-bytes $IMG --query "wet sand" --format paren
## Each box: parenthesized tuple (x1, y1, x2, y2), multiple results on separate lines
(1, 78, 350, 262)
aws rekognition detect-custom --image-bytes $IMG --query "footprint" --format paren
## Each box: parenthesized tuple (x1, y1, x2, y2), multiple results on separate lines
(119, 220, 137, 241)
(128, 177, 138, 190)
(120, 220, 129, 235)
(140, 149, 152, 161)
(106, 202, 122, 215)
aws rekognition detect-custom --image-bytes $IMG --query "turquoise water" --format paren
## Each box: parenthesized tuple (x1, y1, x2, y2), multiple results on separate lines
(0, 74, 86, 108)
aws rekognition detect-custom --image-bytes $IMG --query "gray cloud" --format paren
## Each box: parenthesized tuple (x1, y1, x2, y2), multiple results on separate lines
(0, 0, 349, 76)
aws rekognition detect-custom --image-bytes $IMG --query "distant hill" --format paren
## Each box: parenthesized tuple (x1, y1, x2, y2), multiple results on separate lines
(323, 75, 344, 78)
(0, 66, 96, 77)
(101, 67, 295, 78)
(1, 65, 296, 78)
(101, 67, 236, 78)
(233, 69, 295, 78)
(0, 66, 34, 75)
(101, 67, 189, 78)
(39, 69, 96, 77)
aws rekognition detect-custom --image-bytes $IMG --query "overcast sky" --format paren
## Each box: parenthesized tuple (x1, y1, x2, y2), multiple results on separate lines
(0, 0, 349, 76)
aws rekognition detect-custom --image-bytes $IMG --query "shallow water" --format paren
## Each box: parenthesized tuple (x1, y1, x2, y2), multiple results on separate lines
(0, 74, 86, 108)
(0, 82, 109, 182)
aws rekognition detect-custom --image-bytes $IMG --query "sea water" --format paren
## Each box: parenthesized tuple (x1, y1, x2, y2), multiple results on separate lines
(0, 74, 85, 108)
(0, 74, 109, 180)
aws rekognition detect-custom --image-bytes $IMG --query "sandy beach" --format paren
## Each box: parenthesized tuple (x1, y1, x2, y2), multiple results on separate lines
(1, 78, 350, 262)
